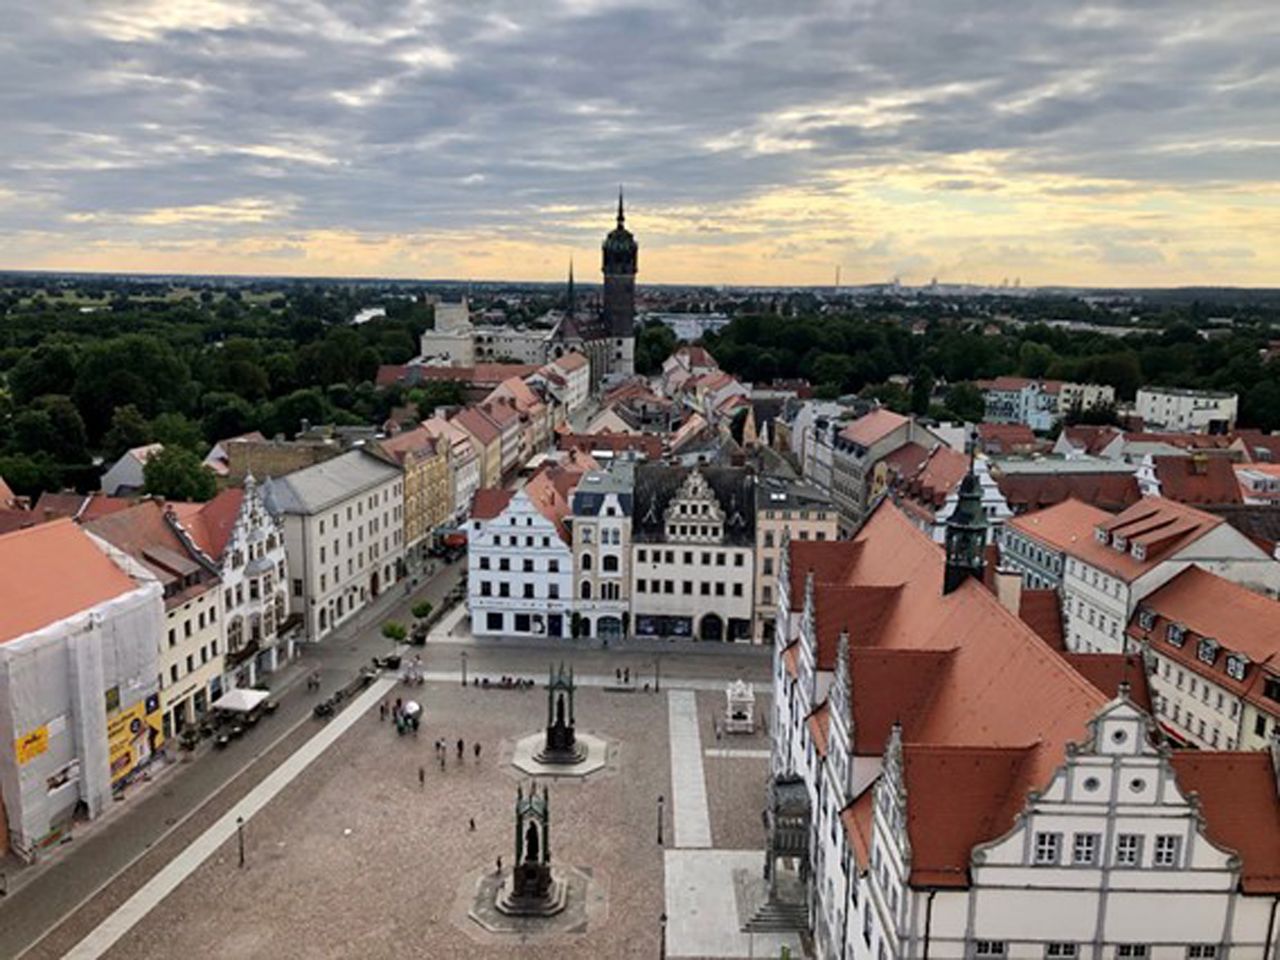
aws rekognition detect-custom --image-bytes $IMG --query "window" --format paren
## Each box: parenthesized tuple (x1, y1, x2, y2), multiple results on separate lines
(603, 555, 619, 573)
(974, 943, 1006, 957)
(734, 553, 744, 567)
(733, 583, 743, 597)
(581, 554, 592, 571)
(714, 582, 725, 596)
(523, 583, 534, 599)
(701, 582, 710, 596)
(486, 612, 502, 631)
(580, 581, 592, 599)
(167, 628, 176, 648)
(638, 549, 647, 563)
(1225, 655, 1247, 681)
(1046, 946, 1078, 959)
(1197, 638, 1219, 665)
(683, 581, 693, 595)
(1115, 834, 1141, 866)
(1116, 948, 1148, 959)
(523, 559, 534, 573)
(637, 580, 647, 594)
(763, 558, 774, 576)
(1187, 947, 1218, 959)
(1034, 832, 1062, 865)
(763, 585, 773, 604)
(1166, 623, 1185, 646)
(1153, 834, 1180, 867)
(548, 584, 559, 600)
(498, 583, 510, 598)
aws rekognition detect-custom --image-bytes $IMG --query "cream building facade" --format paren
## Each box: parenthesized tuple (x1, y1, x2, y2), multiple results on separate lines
(377, 426, 453, 570)
(569, 464, 633, 641)
(753, 476, 836, 644)
(1136, 386, 1238, 434)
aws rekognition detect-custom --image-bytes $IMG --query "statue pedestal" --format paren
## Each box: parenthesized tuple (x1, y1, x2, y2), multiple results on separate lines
(495, 865, 568, 917)
(534, 723, 587, 765)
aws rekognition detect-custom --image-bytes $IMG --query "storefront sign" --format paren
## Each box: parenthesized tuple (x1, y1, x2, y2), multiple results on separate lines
(15, 725, 48, 765)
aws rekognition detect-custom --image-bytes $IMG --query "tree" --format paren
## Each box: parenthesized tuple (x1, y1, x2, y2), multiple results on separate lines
(72, 335, 191, 440)
(199, 393, 257, 444)
(910, 366, 934, 415)
(7, 342, 77, 405)
(149, 412, 204, 452)
(944, 383, 986, 422)
(103, 404, 153, 460)
(142, 446, 216, 501)
(382, 621, 407, 643)
(412, 601, 434, 621)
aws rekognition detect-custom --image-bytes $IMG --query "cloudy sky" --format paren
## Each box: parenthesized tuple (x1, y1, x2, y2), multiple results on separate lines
(2, 1, 1278, 286)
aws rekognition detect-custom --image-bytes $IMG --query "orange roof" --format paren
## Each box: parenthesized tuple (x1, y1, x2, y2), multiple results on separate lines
(1018, 589, 1064, 650)
(1061, 653, 1153, 713)
(807, 702, 830, 757)
(786, 539, 865, 608)
(1004, 496, 1115, 553)
(902, 744, 1038, 887)
(1153, 455, 1243, 506)
(553, 351, 589, 373)
(851, 648, 955, 755)
(1126, 565, 1280, 709)
(84, 501, 217, 606)
(377, 425, 442, 462)
(838, 409, 907, 448)
(171, 488, 245, 561)
(452, 406, 500, 446)
(996, 471, 1141, 514)
(976, 422, 1036, 452)
(977, 376, 1063, 393)
(1082, 497, 1224, 580)
(841, 795, 874, 869)
(1061, 425, 1122, 455)
(0, 475, 15, 508)
(1169, 751, 1280, 893)
(491, 376, 546, 415)
(0, 519, 138, 643)
(522, 463, 582, 542)
(470, 488, 514, 520)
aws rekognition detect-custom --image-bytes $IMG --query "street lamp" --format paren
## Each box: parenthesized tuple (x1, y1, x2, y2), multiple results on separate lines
(237, 815, 245, 868)
(460, 650, 468, 687)
(657, 794, 665, 846)
(659, 911, 668, 960)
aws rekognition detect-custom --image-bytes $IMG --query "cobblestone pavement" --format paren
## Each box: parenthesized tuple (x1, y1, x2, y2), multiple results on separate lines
(72, 682, 773, 960)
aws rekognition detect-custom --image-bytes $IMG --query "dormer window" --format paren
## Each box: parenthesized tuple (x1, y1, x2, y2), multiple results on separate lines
(1225, 655, 1248, 682)
(1137, 607, 1155, 631)
(1094, 527, 1110, 544)
(1196, 638, 1219, 665)
(1130, 543, 1147, 562)
(1166, 623, 1185, 647)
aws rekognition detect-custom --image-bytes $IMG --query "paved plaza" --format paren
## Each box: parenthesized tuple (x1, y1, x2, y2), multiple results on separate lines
(38, 671, 800, 960)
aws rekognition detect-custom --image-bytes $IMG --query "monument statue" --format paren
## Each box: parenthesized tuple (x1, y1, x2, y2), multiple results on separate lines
(535, 662, 586, 764)
(496, 782, 566, 916)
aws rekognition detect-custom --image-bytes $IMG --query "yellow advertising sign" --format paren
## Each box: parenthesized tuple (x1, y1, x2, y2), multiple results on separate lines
(15, 725, 49, 765)
(107, 694, 164, 785)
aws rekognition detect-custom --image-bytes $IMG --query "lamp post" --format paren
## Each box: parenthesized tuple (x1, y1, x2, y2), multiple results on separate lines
(659, 911, 668, 959)
(237, 816, 245, 868)
(657, 794, 664, 846)
(460, 650, 468, 687)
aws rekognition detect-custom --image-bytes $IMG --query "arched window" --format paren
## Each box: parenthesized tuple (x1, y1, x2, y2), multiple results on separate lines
(580, 553, 593, 571)
(580, 581, 592, 599)
(227, 616, 244, 652)
(603, 555, 619, 573)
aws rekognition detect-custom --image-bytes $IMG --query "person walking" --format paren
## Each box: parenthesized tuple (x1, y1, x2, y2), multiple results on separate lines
(418, 766, 425, 789)
(474, 741, 481, 763)
(469, 817, 476, 832)
(456, 737, 464, 761)
(380, 702, 388, 722)
(496, 856, 502, 876)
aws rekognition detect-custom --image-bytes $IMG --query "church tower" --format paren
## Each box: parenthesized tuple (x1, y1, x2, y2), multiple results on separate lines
(943, 441, 987, 594)
(601, 187, 638, 377)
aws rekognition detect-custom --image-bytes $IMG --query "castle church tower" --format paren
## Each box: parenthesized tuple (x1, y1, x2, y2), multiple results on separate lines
(943, 441, 987, 594)
(601, 188, 638, 377)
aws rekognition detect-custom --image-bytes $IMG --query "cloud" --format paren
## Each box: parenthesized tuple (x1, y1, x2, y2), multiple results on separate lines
(1, 0, 1278, 284)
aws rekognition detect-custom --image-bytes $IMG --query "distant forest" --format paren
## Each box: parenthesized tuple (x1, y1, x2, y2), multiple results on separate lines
(704, 301, 1280, 430)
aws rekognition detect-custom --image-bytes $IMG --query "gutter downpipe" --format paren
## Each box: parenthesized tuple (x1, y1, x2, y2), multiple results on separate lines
(1264, 895, 1278, 960)
(922, 889, 938, 959)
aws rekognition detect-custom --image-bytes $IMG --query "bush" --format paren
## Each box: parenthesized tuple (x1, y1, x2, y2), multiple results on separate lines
(412, 601, 434, 620)
(381, 621, 407, 642)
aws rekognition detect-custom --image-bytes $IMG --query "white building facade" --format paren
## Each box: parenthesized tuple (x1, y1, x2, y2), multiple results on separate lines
(1136, 387, 1238, 434)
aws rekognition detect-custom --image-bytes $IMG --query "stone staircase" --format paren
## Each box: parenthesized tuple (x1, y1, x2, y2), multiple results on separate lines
(742, 897, 808, 933)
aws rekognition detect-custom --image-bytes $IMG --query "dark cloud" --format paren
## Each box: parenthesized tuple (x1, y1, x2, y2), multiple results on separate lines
(1, 0, 1277, 259)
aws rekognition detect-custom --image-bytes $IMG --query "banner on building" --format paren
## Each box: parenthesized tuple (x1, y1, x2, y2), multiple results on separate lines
(107, 694, 164, 785)
(14, 725, 49, 765)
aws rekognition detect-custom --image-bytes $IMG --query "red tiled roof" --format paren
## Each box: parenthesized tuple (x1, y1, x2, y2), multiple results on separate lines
(1125, 565, 1280, 712)
(786, 539, 865, 609)
(556, 432, 663, 459)
(841, 795, 874, 869)
(1018, 589, 1064, 650)
(33, 491, 135, 523)
(996, 471, 1141, 514)
(83, 501, 217, 606)
(470, 488, 514, 520)
(1235, 429, 1280, 464)
(976, 422, 1037, 452)
(895, 444, 968, 510)
(1062, 653, 1153, 713)
(0, 509, 40, 535)
(0, 475, 16, 508)
(0, 519, 138, 643)
(851, 648, 956, 754)
(1170, 752, 1280, 893)
(1061, 425, 1122, 456)
(977, 376, 1064, 393)
(553, 351, 589, 372)
(1152, 455, 1243, 505)
(171, 488, 245, 561)
(452, 406, 501, 446)
(838, 409, 908, 447)
(902, 744, 1039, 887)
(1005, 497, 1114, 551)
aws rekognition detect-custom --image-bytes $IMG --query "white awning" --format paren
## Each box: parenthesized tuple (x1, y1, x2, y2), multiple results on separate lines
(215, 687, 269, 713)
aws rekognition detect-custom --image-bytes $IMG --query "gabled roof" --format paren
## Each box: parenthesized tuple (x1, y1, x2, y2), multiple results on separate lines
(84, 501, 216, 605)
(1169, 751, 1280, 894)
(976, 422, 1037, 453)
(902, 744, 1039, 887)
(470, 487, 515, 521)
(0, 519, 138, 643)
(1018, 588, 1064, 650)
(34, 490, 135, 523)
(552, 351, 589, 373)
(1235, 428, 1280, 464)
(996, 471, 1141, 514)
(1061, 653, 1153, 713)
(377, 425, 443, 463)
(170, 487, 245, 561)
(264, 449, 401, 515)
(1152, 455, 1243, 506)
(838, 409, 908, 448)
(977, 376, 1063, 392)
(851, 648, 956, 755)
(1083, 497, 1225, 580)
(1061, 425, 1122, 455)
(451, 406, 501, 446)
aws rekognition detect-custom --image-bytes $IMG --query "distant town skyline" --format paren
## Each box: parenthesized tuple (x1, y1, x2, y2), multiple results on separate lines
(3, 2, 1278, 287)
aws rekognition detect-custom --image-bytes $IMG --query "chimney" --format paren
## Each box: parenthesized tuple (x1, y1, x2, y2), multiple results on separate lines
(1191, 453, 1208, 476)
(994, 567, 1023, 616)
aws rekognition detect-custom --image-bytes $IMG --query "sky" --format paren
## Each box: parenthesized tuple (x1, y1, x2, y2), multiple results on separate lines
(2, 1, 1279, 287)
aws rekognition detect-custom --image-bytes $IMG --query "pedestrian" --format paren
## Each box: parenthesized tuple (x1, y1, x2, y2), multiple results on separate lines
(615, 668, 621, 682)
(496, 856, 502, 876)
(418, 766, 425, 789)
(456, 737, 464, 760)
(624, 667, 630, 684)
(439, 750, 446, 771)
(469, 817, 476, 832)
(380, 702, 387, 722)
(474, 741, 481, 762)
